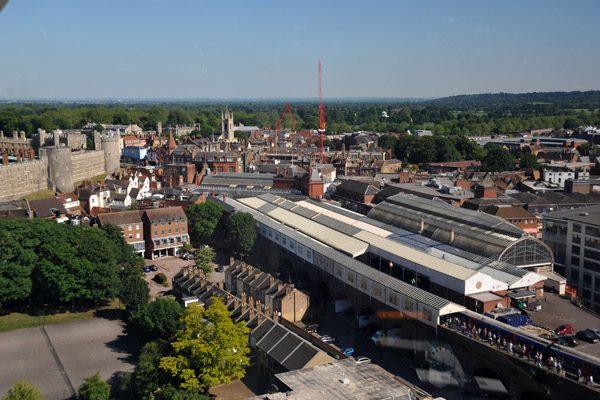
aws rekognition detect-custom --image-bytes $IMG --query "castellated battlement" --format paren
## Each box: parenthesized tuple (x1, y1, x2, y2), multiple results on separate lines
(0, 129, 121, 201)
(0, 159, 49, 201)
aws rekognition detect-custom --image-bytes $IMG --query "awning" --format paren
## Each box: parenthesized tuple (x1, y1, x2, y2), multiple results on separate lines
(506, 290, 535, 299)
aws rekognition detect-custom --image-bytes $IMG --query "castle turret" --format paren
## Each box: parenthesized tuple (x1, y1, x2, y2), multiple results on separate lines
(40, 146, 74, 193)
(102, 134, 120, 175)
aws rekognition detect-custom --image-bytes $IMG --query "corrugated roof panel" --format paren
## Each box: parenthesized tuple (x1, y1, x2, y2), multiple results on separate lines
(353, 230, 476, 281)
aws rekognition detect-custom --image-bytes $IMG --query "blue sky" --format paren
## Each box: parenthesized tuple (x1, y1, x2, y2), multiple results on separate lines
(0, 0, 599, 99)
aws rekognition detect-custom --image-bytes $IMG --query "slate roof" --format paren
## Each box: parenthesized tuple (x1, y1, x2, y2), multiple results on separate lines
(29, 197, 67, 218)
(97, 210, 143, 226)
(337, 179, 379, 195)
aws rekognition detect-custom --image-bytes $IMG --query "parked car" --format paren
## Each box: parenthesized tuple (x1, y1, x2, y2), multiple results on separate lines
(586, 328, 600, 339)
(181, 253, 195, 260)
(577, 330, 599, 343)
(555, 324, 574, 335)
(319, 335, 336, 344)
(342, 347, 354, 356)
(143, 265, 151, 273)
(355, 357, 371, 364)
(304, 324, 319, 333)
(562, 336, 580, 347)
(150, 265, 159, 272)
(551, 337, 569, 346)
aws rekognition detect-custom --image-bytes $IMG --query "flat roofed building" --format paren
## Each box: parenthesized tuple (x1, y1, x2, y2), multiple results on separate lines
(542, 205, 600, 312)
(249, 358, 423, 400)
(97, 210, 145, 254)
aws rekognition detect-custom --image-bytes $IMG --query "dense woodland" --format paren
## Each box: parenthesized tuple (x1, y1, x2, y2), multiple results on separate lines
(1, 91, 599, 137)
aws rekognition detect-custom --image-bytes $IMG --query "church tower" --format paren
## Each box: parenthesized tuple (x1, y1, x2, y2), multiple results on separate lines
(220, 108, 235, 143)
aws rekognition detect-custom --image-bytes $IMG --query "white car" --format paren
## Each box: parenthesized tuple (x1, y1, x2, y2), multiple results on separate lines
(319, 335, 336, 344)
(355, 357, 371, 364)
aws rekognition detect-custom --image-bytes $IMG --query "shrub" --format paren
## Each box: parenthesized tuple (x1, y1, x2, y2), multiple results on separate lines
(153, 273, 168, 286)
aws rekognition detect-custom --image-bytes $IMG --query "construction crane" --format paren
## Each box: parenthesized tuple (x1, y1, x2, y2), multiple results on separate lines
(318, 60, 326, 159)
(275, 103, 297, 131)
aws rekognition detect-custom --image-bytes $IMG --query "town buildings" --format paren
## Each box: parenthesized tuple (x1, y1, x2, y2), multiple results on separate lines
(142, 206, 190, 259)
(542, 205, 600, 312)
(97, 210, 145, 254)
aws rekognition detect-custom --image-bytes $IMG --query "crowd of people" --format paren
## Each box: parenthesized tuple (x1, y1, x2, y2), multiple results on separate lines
(441, 314, 597, 387)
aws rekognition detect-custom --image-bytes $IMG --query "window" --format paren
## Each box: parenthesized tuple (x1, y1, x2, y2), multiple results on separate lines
(154, 230, 158, 236)
(572, 245, 581, 255)
(335, 265, 342, 276)
(168, 229, 172, 234)
(572, 234, 581, 244)
(175, 228, 178, 233)
(168, 219, 172, 225)
(136, 224, 140, 230)
(388, 292, 397, 305)
(228, 166, 235, 172)
(128, 225, 132, 231)
(161, 219, 165, 226)
(136, 233, 140, 239)
(182, 227, 185, 232)
(585, 248, 600, 260)
(347, 272, 354, 283)
(297, 245, 303, 255)
(153, 221, 158, 227)
(360, 278, 368, 290)
(404, 298, 414, 311)
(586, 226, 600, 238)
(373, 285, 382, 297)
(423, 308, 433, 322)
(570, 268, 579, 282)
(180, 217, 186, 223)
(584, 260, 600, 273)
(161, 230, 165, 235)
(306, 250, 312, 259)
(282, 237, 287, 246)
(571, 256, 580, 266)
(129, 234, 133, 239)
(573, 223, 581, 232)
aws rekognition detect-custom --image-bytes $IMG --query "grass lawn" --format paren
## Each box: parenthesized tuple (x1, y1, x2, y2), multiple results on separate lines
(20, 189, 55, 201)
(73, 173, 108, 188)
(0, 299, 124, 333)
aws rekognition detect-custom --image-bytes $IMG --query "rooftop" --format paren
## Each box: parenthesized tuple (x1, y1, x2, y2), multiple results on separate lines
(542, 204, 600, 226)
(261, 358, 416, 400)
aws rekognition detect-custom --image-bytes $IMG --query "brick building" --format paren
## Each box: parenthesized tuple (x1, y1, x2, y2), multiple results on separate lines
(142, 206, 190, 259)
(97, 210, 145, 254)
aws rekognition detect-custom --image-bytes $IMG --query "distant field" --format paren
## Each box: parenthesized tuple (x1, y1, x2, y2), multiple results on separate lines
(0, 299, 123, 333)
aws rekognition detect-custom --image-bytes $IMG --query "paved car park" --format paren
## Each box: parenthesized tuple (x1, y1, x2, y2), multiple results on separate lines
(0, 318, 139, 400)
(528, 293, 600, 357)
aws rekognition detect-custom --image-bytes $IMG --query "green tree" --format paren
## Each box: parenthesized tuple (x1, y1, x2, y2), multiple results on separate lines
(77, 372, 110, 400)
(119, 267, 150, 315)
(181, 242, 193, 254)
(377, 135, 398, 150)
(185, 202, 224, 244)
(195, 247, 215, 276)
(126, 341, 171, 399)
(481, 143, 515, 172)
(519, 153, 540, 170)
(160, 299, 250, 391)
(2, 380, 42, 400)
(132, 298, 183, 342)
(154, 385, 210, 400)
(225, 213, 257, 255)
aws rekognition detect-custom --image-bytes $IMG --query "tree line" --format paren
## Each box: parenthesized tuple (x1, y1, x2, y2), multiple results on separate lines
(1, 90, 599, 138)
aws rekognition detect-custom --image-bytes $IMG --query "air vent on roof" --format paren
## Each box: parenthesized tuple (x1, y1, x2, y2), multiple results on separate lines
(339, 378, 350, 385)
(580, 212, 590, 216)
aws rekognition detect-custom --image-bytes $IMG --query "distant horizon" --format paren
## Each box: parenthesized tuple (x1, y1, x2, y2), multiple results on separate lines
(1, 89, 599, 104)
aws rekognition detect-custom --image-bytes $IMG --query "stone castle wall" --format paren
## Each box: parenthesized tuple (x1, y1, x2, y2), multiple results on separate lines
(71, 150, 106, 183)
(0, 159, 48, 201)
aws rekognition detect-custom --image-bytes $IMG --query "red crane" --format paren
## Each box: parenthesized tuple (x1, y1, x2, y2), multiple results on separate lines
(318, 60, 326, 159)
(275, 103, 297, 131)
